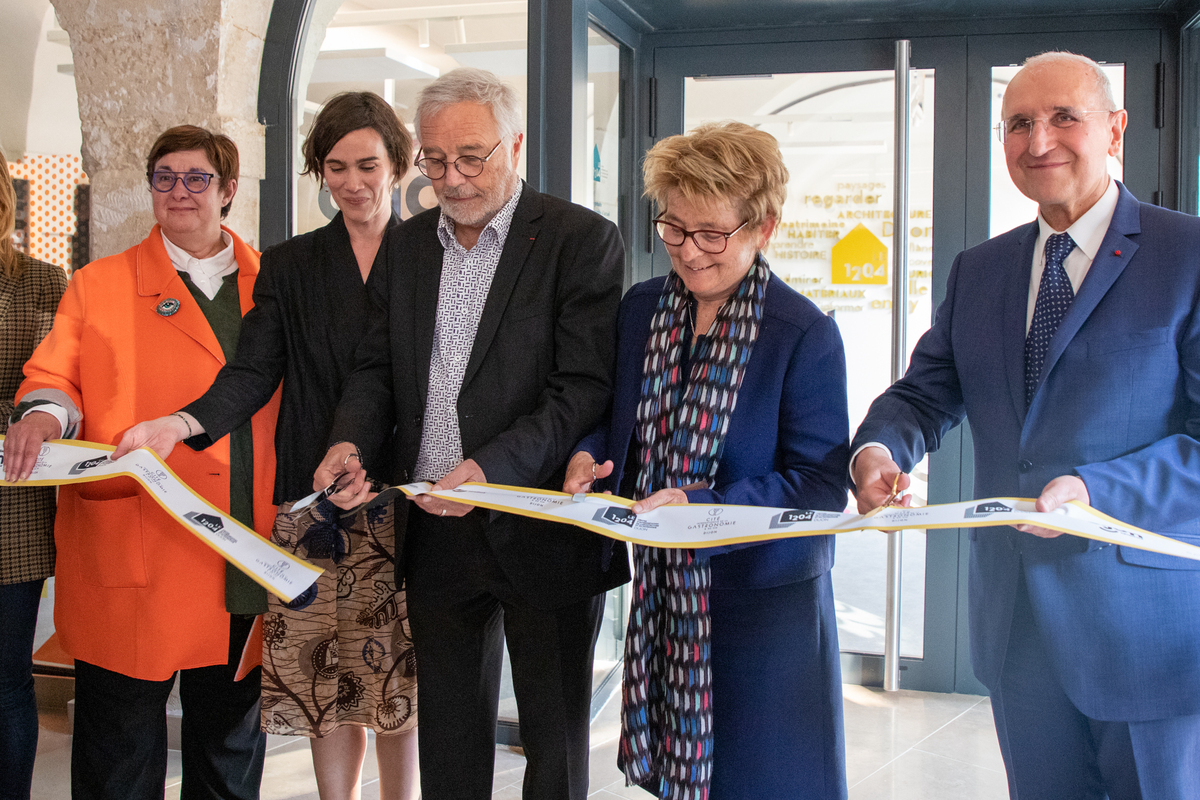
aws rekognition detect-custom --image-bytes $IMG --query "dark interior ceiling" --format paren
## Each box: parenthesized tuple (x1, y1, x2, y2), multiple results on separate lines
(609, 0, 1188, 32)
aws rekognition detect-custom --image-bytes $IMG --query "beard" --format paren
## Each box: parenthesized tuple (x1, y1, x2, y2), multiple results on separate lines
(436, 170, 520, 229)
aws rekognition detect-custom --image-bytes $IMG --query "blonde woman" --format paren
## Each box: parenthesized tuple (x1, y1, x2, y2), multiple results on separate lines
(0, 153, 68, 800)
(565, 122, 850, 799)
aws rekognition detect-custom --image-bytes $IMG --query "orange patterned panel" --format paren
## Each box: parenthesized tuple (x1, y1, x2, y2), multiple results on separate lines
(7, 154, 89, 270)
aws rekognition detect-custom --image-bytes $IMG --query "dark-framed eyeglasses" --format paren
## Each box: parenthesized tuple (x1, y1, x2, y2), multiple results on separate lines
(653, 218, 749, 255)
(995, 109, 1115, 144)
(415, 140, 503, 180)
(150, 170, 215, 194)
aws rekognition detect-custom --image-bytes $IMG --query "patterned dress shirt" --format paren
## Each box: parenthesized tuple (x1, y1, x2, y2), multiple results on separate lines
(414, 185, 523, 482)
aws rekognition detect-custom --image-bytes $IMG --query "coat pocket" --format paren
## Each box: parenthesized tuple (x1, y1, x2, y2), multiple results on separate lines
(1086, 326, 1170, 355)
(73, 493, 149, 588)
(1117, 542, 1200, 571)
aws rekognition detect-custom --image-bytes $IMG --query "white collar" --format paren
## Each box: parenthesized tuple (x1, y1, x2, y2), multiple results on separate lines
(160, 229, 237, 301)
(1036, 178, 1120, 261)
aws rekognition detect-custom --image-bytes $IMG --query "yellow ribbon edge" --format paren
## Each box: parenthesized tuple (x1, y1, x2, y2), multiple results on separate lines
(398, 482, 1197, 555)
(0, 437, 323, 600)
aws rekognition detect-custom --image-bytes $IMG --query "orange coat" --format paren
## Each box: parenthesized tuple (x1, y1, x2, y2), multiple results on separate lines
(18, 226, 280, 681)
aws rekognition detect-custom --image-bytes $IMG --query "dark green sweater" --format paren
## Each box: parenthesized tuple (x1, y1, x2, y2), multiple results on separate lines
(179, 271, 265, 615)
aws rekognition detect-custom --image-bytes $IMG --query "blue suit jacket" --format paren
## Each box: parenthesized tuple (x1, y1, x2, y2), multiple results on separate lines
(853, 183, 1200, 721)
(577, 272, 851, 590)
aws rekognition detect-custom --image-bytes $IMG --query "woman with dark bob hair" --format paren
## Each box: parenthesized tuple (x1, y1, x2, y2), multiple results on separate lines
(5, 125, 278, 799)
(565, 121, 851, 799)
(118, 93, 419, 799)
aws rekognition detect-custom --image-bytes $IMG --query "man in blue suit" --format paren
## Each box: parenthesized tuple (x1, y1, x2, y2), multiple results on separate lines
(852, 52, 1200, 798)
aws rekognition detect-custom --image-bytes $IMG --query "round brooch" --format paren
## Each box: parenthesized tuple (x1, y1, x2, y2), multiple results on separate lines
(156, 298, 181, 317)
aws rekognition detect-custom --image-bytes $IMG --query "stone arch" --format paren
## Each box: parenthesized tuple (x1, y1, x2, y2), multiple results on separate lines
(51, 0, 274, 257)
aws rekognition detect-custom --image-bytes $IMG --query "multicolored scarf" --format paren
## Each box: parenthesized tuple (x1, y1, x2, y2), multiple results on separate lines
(618, 256, 769, 799)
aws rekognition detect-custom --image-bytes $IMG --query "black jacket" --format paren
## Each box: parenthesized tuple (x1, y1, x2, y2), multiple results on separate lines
(330, 183, 630, 608)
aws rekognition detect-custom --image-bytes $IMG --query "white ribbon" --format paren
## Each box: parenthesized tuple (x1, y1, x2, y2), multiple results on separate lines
(0, 438, 323, 601)
(357, 481, 1200, 562)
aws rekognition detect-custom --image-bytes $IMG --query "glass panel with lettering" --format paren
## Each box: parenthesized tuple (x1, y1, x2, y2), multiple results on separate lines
(684, 71, 934, 657)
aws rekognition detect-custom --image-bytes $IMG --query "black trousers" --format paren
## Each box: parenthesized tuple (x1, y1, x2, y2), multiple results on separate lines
(71, 614, 265, 800)
(406, 509, 605, 800)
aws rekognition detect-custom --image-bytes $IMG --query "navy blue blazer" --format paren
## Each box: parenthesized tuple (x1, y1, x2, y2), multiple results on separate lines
(853, 183, 1200, 720)
(578, 272, 851, 590)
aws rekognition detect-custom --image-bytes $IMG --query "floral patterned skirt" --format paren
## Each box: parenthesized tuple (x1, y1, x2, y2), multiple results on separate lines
(260, 497, 417, 737)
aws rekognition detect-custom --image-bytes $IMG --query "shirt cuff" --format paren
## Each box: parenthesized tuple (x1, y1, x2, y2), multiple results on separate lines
(15, 390, 81, 438)
(21, 404, 67, 439)
(849, 442, 892, 485)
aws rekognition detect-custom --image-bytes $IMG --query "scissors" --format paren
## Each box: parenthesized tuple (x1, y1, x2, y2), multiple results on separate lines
(291, 472, 382, 519)
(864, 472, 904, 518)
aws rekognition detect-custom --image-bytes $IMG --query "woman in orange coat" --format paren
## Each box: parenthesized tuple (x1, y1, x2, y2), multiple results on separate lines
(3, 125, 279, 800)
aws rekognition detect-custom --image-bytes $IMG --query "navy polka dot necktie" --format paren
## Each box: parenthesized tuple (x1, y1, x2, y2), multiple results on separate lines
(1024, 232, 1076, 407)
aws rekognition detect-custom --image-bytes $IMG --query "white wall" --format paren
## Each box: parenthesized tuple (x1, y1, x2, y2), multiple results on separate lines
(0, 0, 53, 158)
(25, 5, 82, 157)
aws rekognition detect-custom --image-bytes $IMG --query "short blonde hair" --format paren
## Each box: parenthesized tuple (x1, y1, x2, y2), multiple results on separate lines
(643, 121, 788, 228)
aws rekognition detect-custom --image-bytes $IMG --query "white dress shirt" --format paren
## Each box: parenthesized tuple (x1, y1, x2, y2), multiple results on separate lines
(1024, 177, 1119, 331)
(852, 178, 1121, 479)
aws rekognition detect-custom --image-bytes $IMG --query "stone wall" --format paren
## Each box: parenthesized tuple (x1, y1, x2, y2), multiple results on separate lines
(51, 0, 273, 258)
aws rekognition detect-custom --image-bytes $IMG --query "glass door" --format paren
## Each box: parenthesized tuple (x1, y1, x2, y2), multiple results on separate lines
(682, 70, 933, 660)
(951, 29, 1165, 695)
(653, 37, 963, 690)
(585, 22, 631, 713)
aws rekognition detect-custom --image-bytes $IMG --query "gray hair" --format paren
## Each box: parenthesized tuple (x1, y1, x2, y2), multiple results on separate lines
(414, 68, 524, 143)
(1021, 51, 1118, 110)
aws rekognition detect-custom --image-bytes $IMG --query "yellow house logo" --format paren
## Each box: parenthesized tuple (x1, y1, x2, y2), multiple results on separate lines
(831, 223, 889, 285)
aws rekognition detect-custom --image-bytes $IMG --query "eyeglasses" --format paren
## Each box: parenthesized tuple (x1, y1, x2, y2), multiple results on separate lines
(415, 140, 503, 180)
(995, 109, 1115, 144)
(653, 218, 749, 255)
(150, 170, 215, 194)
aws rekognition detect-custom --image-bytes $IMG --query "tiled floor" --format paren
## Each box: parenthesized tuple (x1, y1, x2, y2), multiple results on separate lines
(31, 684, 1007, 800)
